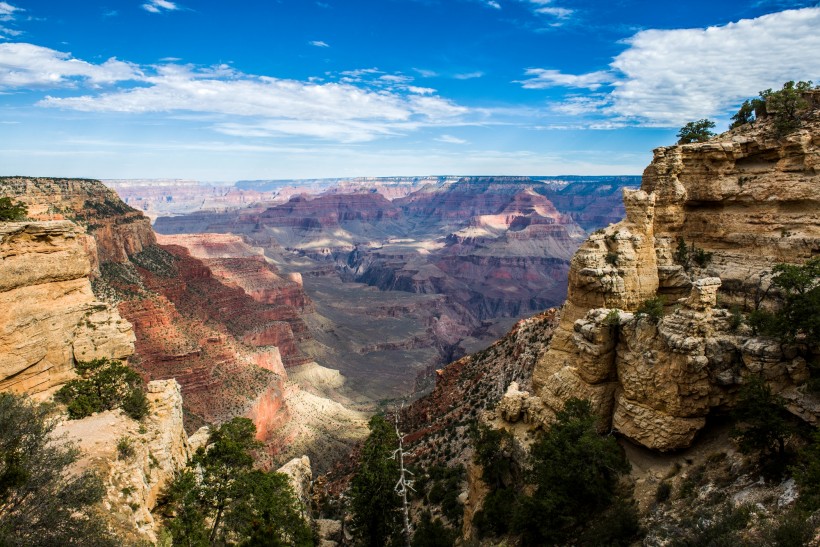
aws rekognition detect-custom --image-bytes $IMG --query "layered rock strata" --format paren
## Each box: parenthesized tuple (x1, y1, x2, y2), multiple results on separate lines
(531, 108, 820, 450)
(0, 221, 134, 396)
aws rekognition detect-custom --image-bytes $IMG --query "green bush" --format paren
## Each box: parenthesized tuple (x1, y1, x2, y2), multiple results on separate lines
(731, 376, 794, 473)
(605, 252, 620, 266)
(412, 511, 457, 547)
(54, 358, 149, 421)
(116, 436, 136, 460)
(729, 99, 762, 129)
(162, 418, 312, 546)
(637, 296, 665, 324)
(760, 80, 816, 136)
(655, 481, 672, 503)
(0, 197, 27, 221)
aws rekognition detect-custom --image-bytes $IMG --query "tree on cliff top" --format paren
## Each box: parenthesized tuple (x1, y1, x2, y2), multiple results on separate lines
(161, 417, 312, 546)
(0, 197, 27, 221)
(730, 80, 817, 134)
(676, 119, 716, 144)
(0, 392, 116, 546)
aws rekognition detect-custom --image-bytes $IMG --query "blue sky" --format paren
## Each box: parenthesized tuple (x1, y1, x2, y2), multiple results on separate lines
(0, 0, 818, 180)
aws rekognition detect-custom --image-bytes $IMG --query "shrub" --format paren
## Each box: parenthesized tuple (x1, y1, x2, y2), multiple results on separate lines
(162, 418, 312, 546)
(117, 436, 136, 460)
(605, 252, 619, 266)
(673, 236, 688, 265)
(692, 247, 713, 267)
(604, 309, 621, 328)
(655, 481, 672, 503)
(0, 197, 27, 221)
(731, 376, 794, 473)
(412, 511, 457, 547)
(730, 99, 763, 129)
(677, 119, 716, 144)
(636, 295, 665, 324)
(54, 358, 149, 421)
(729, 305, 743, 332)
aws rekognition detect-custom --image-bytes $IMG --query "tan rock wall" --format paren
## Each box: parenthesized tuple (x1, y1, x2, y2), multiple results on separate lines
(531, 112, 820, 450)
(0, 222, 134, 397)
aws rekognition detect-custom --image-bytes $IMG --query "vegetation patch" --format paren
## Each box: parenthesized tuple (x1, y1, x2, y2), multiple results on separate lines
(0, 197, 27, 221)
(55, 358, 149, 421)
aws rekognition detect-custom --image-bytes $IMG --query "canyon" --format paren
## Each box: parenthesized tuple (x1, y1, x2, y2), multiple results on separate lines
(138, 175, 634, 398)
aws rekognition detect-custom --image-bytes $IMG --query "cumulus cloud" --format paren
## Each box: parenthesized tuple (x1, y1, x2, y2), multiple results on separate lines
(38, 60, 469, 142)
(485, 1, 501, 9)
(142, 0, 179, 14)
(309, 40, 329, 47)
(0, 43, 141, 88)
(523, 7, 820, 126)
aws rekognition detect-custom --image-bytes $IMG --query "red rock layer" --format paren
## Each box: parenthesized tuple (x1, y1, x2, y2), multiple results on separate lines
(137, 245, 310, 368)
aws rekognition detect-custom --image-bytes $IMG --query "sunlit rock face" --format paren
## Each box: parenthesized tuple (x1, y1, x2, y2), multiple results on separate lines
(54, 379, 191, 544)
(532, 98, 820, 450)
(0, 221, 134, 397)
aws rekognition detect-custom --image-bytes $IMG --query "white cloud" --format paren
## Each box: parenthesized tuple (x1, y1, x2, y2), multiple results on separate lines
(519, 68, 611, 90)
(414, 68, 438, 78)
(454, 71, 484, 80)
(309, 40, 329, 48)
(0, 1, 21, 37)
(38, 60, 470, 142)
(407, 86, 436, 95)
(0, 43, 141, 88)
(534, 6, 573, 19)
(437, 134, 468, 144)
(0, 2, 21, 20)
(517, 0, 574, 24)
(550, 95, 610, 116)
(522, 7, 820, 126)
(485, 1, 501, 9)
(142, 0, 179, 14)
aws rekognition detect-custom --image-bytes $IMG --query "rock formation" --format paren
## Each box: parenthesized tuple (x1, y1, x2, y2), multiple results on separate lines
(54, 379, 191, 544)
(0, 177, 156, 271)
(530, 101, 820, 450)
(0, 221, 134, 397)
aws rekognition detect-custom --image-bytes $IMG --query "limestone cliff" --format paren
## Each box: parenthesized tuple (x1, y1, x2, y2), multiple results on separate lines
(0, 221, 134, 397)
(54, 379, 191, 544)
(531, 99, 820, 450)
(0, 177, 156, 272)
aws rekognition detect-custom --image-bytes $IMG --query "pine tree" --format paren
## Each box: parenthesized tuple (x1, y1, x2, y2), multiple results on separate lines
(350, 415, 402, 546)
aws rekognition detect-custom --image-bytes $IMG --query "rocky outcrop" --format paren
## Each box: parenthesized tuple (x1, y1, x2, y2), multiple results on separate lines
(54, 379, 191, 544)
(0, 177, 155, 272)
(531, 107, 820, 450)
(0, 221, 134, 397)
